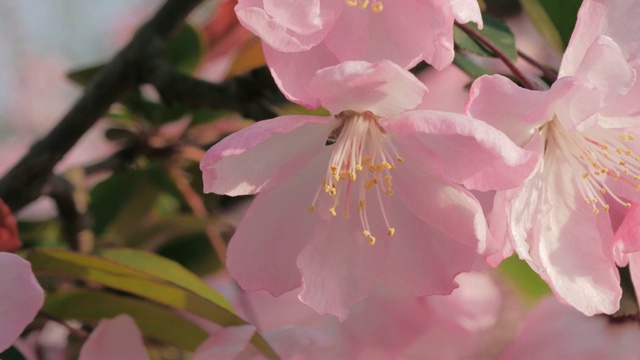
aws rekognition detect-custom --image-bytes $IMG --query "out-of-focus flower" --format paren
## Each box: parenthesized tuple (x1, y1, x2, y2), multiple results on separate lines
(78, 315, 149, 360)
(466, 0, 640, 315)
(234, 0, 482, 107)
(0, 199, 21, 252)
(0, 252, 45, 352)
(498, 298, 640, 360)
(201, 59, 536, 319)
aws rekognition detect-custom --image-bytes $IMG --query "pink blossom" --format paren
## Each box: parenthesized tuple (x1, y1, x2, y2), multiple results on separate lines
(499, 298, 640, 360)
(466, 0, 640, 315)
(201, 60, 536, 319)
(235, 0, 482, 107)
(0, 253, 45, 352)
(78, 315, 149, 360)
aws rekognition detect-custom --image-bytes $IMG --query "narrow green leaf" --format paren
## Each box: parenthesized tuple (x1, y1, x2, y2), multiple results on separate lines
(498, 255, 551, 305)
(29, 249, 280, 359)
(520, 0, 581, 52)
(453, 53, 494, 79)
(454, 14, 517, 60)
(44, 290, 208, 351)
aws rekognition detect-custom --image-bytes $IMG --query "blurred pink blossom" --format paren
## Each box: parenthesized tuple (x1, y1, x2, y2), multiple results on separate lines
(201, 60, 536, 319)
(234, 0, 482, 107)
(466, 0, 640, 315)
(78, 315, 149, 360)
(0, 252, 45, 352)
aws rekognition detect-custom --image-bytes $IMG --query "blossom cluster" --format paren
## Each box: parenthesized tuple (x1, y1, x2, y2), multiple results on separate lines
(3, 0, 640, 358)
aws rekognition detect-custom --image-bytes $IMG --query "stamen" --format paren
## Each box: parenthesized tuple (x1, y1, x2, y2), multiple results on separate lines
(344, 0, 383, 13)
(308, 110, 400, 243)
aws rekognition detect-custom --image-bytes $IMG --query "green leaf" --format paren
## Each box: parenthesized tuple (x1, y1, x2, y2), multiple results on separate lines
(169, 23, 203, 74)
(0, 347, 26, 360)
(498, 255, 551, 305)
(520, 0, 582, 52)
(44, 290, 208, 351)
(453, 53, 494, 79)
(454, 14, 517, 60)
(29, 249, 279, 359)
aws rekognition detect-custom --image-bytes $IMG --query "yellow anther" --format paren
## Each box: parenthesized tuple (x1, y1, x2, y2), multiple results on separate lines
(345, 0, 358, 6)
(604, 152, 611, 158)
(601, 188, 607, 195)
(621, 134, 629, 141)
(371, 1, 383, 12)
(593, 208, 600, 214)
(359, 199, 366, 208)
(348, 172, 356, 181)
(365, 178, 378, 189)
(625, 168, 631, 175)
(369, 236, 376, 245)
(334, 174, 341, 181)
(339, 172, 347, 180)
(388, 228, 395, 236)
(593, 198, 598, 203)
(362, 156, 372, 164)
(626, 150, 633, 156)
(383, 175, 392, 186)
(626, 203, 632, 209)
(368, 164, 376, 172)
(397, 156, 404, 163)
(601, 145, 609, 150)
(330, 165, 338, 174)
(617, 148, 624, 154)
(636, 185, 640, 191)
(363, 230, 370, 237)
(355, 164, 363, 171)
(382, 161, 392, 169)
(386, 188, 393, 196)
(358, 0, 369, 9)
(585, 199, 591, 204)
(308, 206, 316, 213)
(329, 208, 337, 216)
(630, 134, 636, 140)
(343, 212, 351, 219)
(604, 205, 610, 212)
(582, 173, 589, 179)
(620, 160, 626, 166)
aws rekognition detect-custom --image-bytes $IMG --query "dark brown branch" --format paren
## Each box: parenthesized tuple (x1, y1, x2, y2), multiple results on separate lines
(0, 0, 203, 212)
(44, 175, 93, 252)
(141, 55, 285, 120)
(517, 50, 558, 82)
(456, 22, 536, 90)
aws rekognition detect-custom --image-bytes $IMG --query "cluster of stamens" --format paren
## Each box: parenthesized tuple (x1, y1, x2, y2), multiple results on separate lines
(345, 0, 383, 13)
(308, 110, 402, 245)
(548, 119, 639, 214)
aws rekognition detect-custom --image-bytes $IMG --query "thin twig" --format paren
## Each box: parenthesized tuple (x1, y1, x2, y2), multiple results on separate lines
(456, 22, 535, 90)
(517, 50, 558, 82)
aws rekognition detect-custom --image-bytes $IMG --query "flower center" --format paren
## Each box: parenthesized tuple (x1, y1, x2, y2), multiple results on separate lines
(345, 0, 383, 13)
(547, 118, 639, 214)
(308, 110, 402, 245)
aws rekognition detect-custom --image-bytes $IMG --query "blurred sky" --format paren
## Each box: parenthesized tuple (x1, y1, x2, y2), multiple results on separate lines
(0, 0, 162, 134)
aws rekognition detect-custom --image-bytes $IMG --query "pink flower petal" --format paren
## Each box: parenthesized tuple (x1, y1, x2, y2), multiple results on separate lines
(561, 0, 640, 77)
(201, 115, 336, 196)
(263, 42, 340, 108)
(449, 0, 483, 28)
(383, 110, 538, 192)
(191, 325, 255, 360)
(308, 60, 428, 117)
(518, 148, 622, 315)
(235, 0, 338, 52)
(0, 253, 44, 352)
(227, 150, 330, 296)
(78, 315, 148, 360)
(297, 215, 391, 320)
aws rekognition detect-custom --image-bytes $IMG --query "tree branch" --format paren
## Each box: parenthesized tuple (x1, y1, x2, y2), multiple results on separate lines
(0, 0, 203, 212)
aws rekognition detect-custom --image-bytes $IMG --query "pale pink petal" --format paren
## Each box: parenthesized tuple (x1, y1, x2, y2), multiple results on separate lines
(614, 203, 640, 254)
(297, 215, 391, 320)
(486, 191, 515, 266)
(227, 150, 330, 296)
(449, 0, 483, 27)
(263, 327, 334, 359)
(561, 0, 640, 77)
(191, 325, 255, 360)
(263, 42, 339, 108)
(323, 0, 434, 68)
(235, 0, 339, 52)
(525, 146, 621, 315)
(572, 35, 635, 99)
(384, 111, 539, 191)
(377, 200, 478, 297)
(78, 315, 149, 360)
(600, 62, 640, 128)
(308, 60, 428, 117)
(0, 253, 44, 352)
(201, 115, 336, 196)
